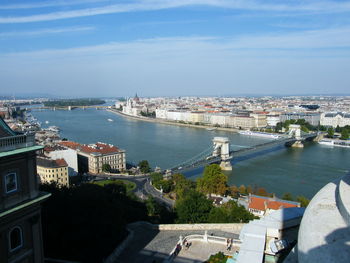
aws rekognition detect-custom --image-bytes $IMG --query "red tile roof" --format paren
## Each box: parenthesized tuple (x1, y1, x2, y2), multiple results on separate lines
(248, 196, 299, 211)
(59, 141, 121, 155)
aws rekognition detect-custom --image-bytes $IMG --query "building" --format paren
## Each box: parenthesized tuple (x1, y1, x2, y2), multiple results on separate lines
(0, 117, 50, 263)
(44, 145, 78, 177)
(320, 112, 350, 128)
(280, 112, 321, 126)
(247, 194, 300, 217)
(59, 141, 126, 174)
(37, 157, 69, 186)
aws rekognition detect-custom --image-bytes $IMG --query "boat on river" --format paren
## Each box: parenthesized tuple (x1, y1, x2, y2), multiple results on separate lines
(318, 139, 350, 148)
(238, 130, 280, 139)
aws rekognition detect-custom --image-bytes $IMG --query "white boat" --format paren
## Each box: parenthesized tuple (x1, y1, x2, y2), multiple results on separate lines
(318, 139, 350, 148)
(45, 120, 49, 124)
(206, 127, 217, 131)
(47, 126, 60, 132)
(238, 130, 280, 139)
(107, 119, 113, 122)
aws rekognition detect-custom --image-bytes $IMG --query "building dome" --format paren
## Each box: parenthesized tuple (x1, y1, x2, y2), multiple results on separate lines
(297, 174, 350, 262)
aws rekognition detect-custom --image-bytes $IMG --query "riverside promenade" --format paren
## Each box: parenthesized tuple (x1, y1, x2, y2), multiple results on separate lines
(107, 109, 240, 133)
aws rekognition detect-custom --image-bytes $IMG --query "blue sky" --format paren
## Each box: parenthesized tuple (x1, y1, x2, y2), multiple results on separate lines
(0, 0, 350, 97)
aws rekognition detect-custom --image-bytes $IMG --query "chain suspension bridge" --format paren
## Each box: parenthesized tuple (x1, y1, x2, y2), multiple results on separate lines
(169, 125, 318, 174)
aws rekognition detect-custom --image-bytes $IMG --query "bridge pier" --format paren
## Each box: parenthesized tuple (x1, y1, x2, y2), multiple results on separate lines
(213, 137, 232, 171)
(289, 124, 304, 148)
(291, 141, 304, 148)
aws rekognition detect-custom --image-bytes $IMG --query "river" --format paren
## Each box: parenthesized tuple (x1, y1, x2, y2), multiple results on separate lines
(30, 107, 349, 199)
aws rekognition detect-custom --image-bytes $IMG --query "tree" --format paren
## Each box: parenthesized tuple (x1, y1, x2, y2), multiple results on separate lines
(150, 172, 163, 183)
(208, 201, 256, 223)
(196, 164, 228, 195)
(327, 127, 335, 138)
(39, 183, 148, 262)
(175, 190, 213, 223)
(275, 122, 283, 132)
(296, 196, 310, 207)
(341, 129, 349, 140)
(282, 193, 294, 201)
(102, 163, 111, 173)
(138, 160, 151, 173)
(238, 185, 246, 194)
(172, 174, 196, 200)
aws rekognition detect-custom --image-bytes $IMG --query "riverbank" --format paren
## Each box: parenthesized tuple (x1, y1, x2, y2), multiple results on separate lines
(107, 109, 240, 133)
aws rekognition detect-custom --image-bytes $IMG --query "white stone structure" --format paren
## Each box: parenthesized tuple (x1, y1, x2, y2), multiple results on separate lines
(212, 137, 232, 171)
(296, 174, 350, 263)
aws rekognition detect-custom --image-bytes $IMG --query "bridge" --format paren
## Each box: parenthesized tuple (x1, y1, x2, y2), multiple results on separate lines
(169, 125, 317, 174)
(26, 105, 111, 111)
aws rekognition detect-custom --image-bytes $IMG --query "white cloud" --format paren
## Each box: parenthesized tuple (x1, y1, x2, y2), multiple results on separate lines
(0, 26, 95, 39)
(0, 0, 109, 9)
(0, 0, 350, 24)
(1, 26, 350, 61)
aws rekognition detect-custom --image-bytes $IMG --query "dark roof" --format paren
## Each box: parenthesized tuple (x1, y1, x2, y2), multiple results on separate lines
(36, 157, 68, 168)
(0, 117, 16, 138)
(324, 112, 350, 118)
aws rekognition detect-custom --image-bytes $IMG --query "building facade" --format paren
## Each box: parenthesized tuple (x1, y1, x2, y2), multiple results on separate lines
(280, 112, 321, 126)
(0, 118, 50, 263)
(37, 157, 69, 186)
(59, 141, 126, 174)
(320, 112, 350, 128)
(44, 145, 78, 177)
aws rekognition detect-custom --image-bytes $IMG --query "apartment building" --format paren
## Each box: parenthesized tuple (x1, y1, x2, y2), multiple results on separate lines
(37, 157, 69, 186)
(59, 141, 126, 174)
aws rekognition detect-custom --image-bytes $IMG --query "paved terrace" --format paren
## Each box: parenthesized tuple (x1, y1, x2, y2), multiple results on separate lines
(175, 240, 239, 263)
(113, 223, 243, 263)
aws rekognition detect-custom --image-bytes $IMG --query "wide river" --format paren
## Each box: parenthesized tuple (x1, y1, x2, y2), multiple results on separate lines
(30, 106, 349, 199)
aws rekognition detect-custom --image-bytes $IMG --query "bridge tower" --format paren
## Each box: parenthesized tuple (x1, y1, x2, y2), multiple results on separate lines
(289, 124, 304, 148)
(212, 137, 232, 171)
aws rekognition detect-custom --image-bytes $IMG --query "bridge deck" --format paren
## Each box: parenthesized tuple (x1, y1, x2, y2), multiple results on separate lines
(171, 133, 316, 173)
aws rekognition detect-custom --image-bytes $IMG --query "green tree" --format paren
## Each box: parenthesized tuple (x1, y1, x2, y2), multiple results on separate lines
(282, 193, 294, 201)
(275, 122, 283, 132)
(150, 172, 163, 183)
(102, 163, 111, 173)
(175, 190, 213, 223)
(138, 160, 151, 173)
(39, 183, 148, 262)
(208, 201, 256, 223)
(158, 180, 173, 193)
(296, 196, 310, 207)
(196, 164, 228, 195)
(327, 127, 335, 138)
(172, 174, 196, 199)
(341, 129, 349, 140)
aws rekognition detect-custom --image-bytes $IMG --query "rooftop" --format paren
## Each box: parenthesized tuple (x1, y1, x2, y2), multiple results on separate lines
(59, 140, 123, 155)
(248, 195, 300, 211)
(37, 157, 68, 168)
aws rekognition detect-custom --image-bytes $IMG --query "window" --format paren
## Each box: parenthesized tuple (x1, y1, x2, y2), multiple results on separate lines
(9, 227, 23, 252)
(5, 173, 17, 193)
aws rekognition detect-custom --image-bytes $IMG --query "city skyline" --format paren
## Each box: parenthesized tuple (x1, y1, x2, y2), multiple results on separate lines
(1, 0, 350, 97)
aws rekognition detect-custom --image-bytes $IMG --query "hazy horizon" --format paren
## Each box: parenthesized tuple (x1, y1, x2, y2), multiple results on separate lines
(1, 0, 350, 97)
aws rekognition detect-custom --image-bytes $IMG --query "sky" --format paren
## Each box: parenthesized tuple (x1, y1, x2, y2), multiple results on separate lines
(0, 0, 350, 97)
